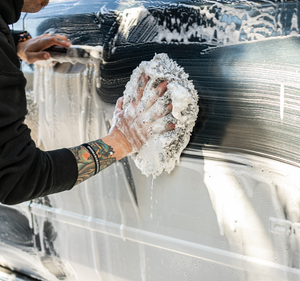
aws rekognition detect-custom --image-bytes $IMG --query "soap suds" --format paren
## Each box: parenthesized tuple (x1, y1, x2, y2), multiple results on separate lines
(121, 53, 199, 177)
(114, 4, 300, 53)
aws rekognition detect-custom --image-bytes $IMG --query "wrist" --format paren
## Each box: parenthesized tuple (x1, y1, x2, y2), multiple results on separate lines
(16, 40, 25, 54)
(104, 127, 133, 160)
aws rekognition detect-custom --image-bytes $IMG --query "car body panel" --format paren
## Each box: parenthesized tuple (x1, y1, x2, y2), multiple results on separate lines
(2, 0, 300, 280)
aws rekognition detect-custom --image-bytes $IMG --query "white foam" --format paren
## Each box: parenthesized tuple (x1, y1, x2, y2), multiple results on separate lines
(121, 53, 199, 177)
(114, 4, 300, 52)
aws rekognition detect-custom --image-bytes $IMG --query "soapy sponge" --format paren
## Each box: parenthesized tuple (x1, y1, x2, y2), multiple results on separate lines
(122, 53, 199, 177)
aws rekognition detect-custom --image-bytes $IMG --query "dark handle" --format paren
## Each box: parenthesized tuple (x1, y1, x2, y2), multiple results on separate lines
(44, 46, 68, 54)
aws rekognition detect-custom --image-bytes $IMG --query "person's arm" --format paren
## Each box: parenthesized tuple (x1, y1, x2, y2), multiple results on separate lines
(0, 29, 79, 205)
(69, 73, 173, 185)
(0, 29, 172, 205)
(68, 135, 123, 185)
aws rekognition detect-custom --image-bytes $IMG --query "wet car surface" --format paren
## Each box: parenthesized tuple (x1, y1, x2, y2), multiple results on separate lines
(2, 0, 300, 280)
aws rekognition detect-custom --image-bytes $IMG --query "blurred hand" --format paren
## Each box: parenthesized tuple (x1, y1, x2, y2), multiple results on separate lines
(17, 33, 71, 64)
(109, 73, 174, 154)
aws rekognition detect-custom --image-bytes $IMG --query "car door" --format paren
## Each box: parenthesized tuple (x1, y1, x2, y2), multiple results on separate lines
(1, 0, 300, 280)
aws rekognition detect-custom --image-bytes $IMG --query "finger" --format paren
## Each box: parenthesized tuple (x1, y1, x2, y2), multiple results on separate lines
(147, 119, 175, 136)
(166, 123, 175, 131)
(55, 36, 71, 47)
(158, 102, 173, 119)
(143, 80, 168, 110)
(48, 36, 71, 48)
(25, 51, 51, 64)
(155, 80, 168, 98)
(133, 73, 149, 106)
(137, 80, 168, 115)
(147, 102, 173, 122)
(116, 97, 124, 109)
(42, 34, 69, 43)
(114, 97, 124, 114)
(55, 35, 69, 42)
(39, 36, 71, 51)
(157, 122, 175, 135)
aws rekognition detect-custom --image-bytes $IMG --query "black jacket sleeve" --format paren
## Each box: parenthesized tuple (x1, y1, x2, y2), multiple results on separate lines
(0, 24, 78, 205)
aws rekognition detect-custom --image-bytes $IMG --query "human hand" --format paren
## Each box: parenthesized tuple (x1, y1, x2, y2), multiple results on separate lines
(17, 33, 71, 64)
(109, 73, 175, 154)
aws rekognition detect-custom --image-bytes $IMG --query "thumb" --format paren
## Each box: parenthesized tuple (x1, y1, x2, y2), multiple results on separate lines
(114, 97, 124, 114)
(26, 51, 51, 64)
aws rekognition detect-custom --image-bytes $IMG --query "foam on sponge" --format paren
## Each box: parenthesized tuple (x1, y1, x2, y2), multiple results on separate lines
(122, 53, 199, 177)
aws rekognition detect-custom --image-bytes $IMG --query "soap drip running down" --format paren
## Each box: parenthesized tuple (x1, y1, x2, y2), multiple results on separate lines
(122, 53, 199, 177)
